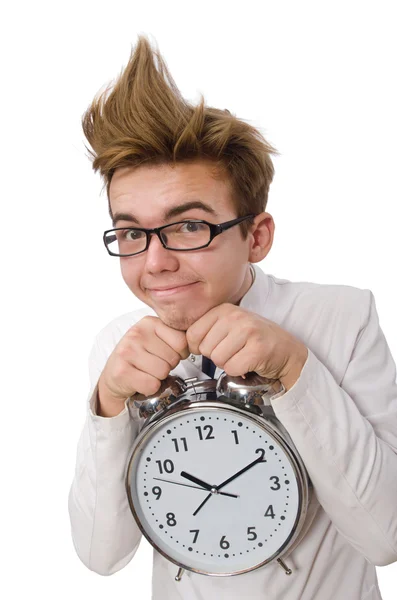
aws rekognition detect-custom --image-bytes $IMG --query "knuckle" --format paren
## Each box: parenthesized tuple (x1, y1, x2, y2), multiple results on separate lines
(112, 361, 128, 382)
(172, 333, 189, 356)
(130, 316, 156, 335)
(117, 344, 132, 361)
(139, 315, 157, 329)
(168, 353, 181, 369)
(233, 310, 246, 322)
(211, 352, 224, 369)
(140, 315, 156, 324)
(197, 342, 207, 356)
(244, 324, 257, 337)
(143, 377, 161, 397)
(159, 362, 171, 380)
(124, 328, 142, 347)
(224, 364, 239, 376)
(185, 328, 194, 344)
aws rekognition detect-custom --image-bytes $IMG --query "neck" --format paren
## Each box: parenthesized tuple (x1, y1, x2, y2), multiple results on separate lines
(236, 264, 255, 306)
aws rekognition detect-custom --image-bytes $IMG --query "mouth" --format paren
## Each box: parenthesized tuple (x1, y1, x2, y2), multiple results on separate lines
(148, 282, 198, 297)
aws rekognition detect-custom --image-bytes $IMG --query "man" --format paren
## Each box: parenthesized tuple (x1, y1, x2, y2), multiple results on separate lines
(68, 35, 397, 599)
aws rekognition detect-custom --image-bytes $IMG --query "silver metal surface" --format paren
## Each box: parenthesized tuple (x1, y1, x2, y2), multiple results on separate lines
(131, 371, 286, 424)
(216, 371, 285, 407)
(132, 375, 187, 419)
(125, 399, 312, 578)
(277, 558, 292, 575)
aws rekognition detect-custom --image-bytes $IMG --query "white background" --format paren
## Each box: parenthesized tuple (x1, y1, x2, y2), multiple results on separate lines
(1, 1, 396, 598)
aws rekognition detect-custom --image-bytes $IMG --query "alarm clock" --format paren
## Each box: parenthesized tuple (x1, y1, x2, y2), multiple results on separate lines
(125, 371, 313, 581)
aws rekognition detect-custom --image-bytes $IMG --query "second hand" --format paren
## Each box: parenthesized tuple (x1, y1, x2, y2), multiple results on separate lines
(153, 477, 239, 498)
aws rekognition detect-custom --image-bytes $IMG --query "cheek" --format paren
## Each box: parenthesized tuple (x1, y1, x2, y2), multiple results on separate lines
(120, 260, 139, 289)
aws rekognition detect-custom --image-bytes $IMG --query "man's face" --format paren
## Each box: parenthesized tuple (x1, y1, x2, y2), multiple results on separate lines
(108, 160, 258, 331)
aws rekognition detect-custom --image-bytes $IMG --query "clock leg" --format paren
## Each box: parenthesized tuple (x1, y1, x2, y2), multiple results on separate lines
(277, 558, 292, 575)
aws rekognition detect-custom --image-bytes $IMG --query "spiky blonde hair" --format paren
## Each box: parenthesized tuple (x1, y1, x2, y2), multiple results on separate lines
(82, 35, 278, 238)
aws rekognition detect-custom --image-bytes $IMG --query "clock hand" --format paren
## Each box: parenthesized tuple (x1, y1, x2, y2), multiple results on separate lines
(154, 476, 239, 498)
(180, 471, 238, 498)
(153, 477, 207, 491)
(193, 493, 212, 516)
(182, 471, 240, 516)
(216, 454, 266, 492)
(190, 455, 265, 515)
(180, 471, 212, 490)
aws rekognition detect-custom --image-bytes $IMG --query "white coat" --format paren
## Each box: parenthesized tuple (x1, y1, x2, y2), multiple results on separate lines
(68, 264, 397, 599)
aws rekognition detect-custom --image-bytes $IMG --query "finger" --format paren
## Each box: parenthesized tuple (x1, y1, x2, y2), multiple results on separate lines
(125, 366, 164, 397)
(194, 319, 232, 359)
(142, 334, 185, 371)
(208, 330, 249, 371)
(222, 344, 279, 379)
(186, 309, 222, 354)
(124, 348, 177, 383)
(221, 343, 255, 377)
(154, 320, 190, 360)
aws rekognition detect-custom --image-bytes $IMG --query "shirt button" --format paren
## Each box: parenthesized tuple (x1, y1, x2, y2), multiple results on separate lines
(189, 354, 196, 362)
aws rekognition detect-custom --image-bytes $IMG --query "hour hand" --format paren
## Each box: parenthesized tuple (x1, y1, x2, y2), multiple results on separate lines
(180, 471, 213, 491)
(180, 471, 238, 499)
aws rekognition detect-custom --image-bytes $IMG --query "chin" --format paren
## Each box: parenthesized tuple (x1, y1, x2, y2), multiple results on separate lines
(158, 311, 196, 331)
(155, 304, 206, 331)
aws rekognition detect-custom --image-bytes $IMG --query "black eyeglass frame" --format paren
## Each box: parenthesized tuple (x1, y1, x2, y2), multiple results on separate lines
(103, 214, 256, 257)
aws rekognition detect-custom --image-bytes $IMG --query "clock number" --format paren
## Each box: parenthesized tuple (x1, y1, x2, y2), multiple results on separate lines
(152, 486, 162, 500)
(220, 535, 230, 549)
(264, 505, 275, 519)
(189, 529, 200, 544)
(195, 425, 215, 441)
(270, 476, 281, 490)
(231, 430, 239, 444)
(171, 437, 188, 452)
(247, 526, 257, 541)
(166, 512, 177, 526)
(156, 459, 174, 474)
(255, 448, 266, 461)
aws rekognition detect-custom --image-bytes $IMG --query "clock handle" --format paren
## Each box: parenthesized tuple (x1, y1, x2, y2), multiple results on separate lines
(216, 371, 285, 407)
(130, 375, 188, 419)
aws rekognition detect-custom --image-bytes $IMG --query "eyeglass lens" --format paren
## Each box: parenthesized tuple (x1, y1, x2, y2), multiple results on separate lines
(105, 221, 212, 256)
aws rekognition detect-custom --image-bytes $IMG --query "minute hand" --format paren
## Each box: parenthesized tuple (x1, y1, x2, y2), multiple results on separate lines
(216, 455, 265, 491)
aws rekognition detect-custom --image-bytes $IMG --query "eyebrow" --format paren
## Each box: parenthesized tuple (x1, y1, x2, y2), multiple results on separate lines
(111, 200, 218, 227)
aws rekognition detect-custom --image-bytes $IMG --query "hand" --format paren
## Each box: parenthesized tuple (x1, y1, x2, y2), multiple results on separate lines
(180, 471, 240, 517)
(187, 454, 265, 516)
(97, 316, 189, 417)
(186, 303, 308, 391)
(154, 476, 239, 498)
(179, 472, 238, 497)
(215, 452, 266, 492)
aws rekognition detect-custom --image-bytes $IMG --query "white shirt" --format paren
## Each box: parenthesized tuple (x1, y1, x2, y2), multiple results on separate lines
(68, 264, 397, 599)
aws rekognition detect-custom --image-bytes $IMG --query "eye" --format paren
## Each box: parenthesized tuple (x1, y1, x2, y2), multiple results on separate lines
(123, 229, 145, 240)
(179, 221, 207, 233)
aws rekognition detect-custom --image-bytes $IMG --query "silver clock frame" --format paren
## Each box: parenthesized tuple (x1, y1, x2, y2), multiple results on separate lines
(125, 376, 313, 578)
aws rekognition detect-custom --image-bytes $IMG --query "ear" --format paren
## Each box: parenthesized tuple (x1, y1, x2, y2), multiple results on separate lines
(247, 212, 275, 263)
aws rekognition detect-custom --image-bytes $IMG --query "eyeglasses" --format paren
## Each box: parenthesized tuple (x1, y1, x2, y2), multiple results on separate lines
(103, 214, 256, 257)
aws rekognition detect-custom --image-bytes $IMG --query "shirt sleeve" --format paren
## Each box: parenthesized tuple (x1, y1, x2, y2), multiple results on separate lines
(68, 337, 143, 575)
(270, 289, 397, 567)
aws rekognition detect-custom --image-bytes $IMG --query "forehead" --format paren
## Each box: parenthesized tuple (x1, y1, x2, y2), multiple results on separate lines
(109, 160, 236, 224)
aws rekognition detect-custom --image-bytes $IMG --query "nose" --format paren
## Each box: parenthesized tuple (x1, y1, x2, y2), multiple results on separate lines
(144, 231, 179, 273)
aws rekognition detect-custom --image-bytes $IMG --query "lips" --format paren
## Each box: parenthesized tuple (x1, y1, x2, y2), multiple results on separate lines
(147, 283, 196, 291)
(149, 286, 183, 291)
(147, 282, 198, 297)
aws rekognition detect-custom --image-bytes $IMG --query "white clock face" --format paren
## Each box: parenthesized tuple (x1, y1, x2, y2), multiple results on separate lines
(127, 404, 301, 575)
